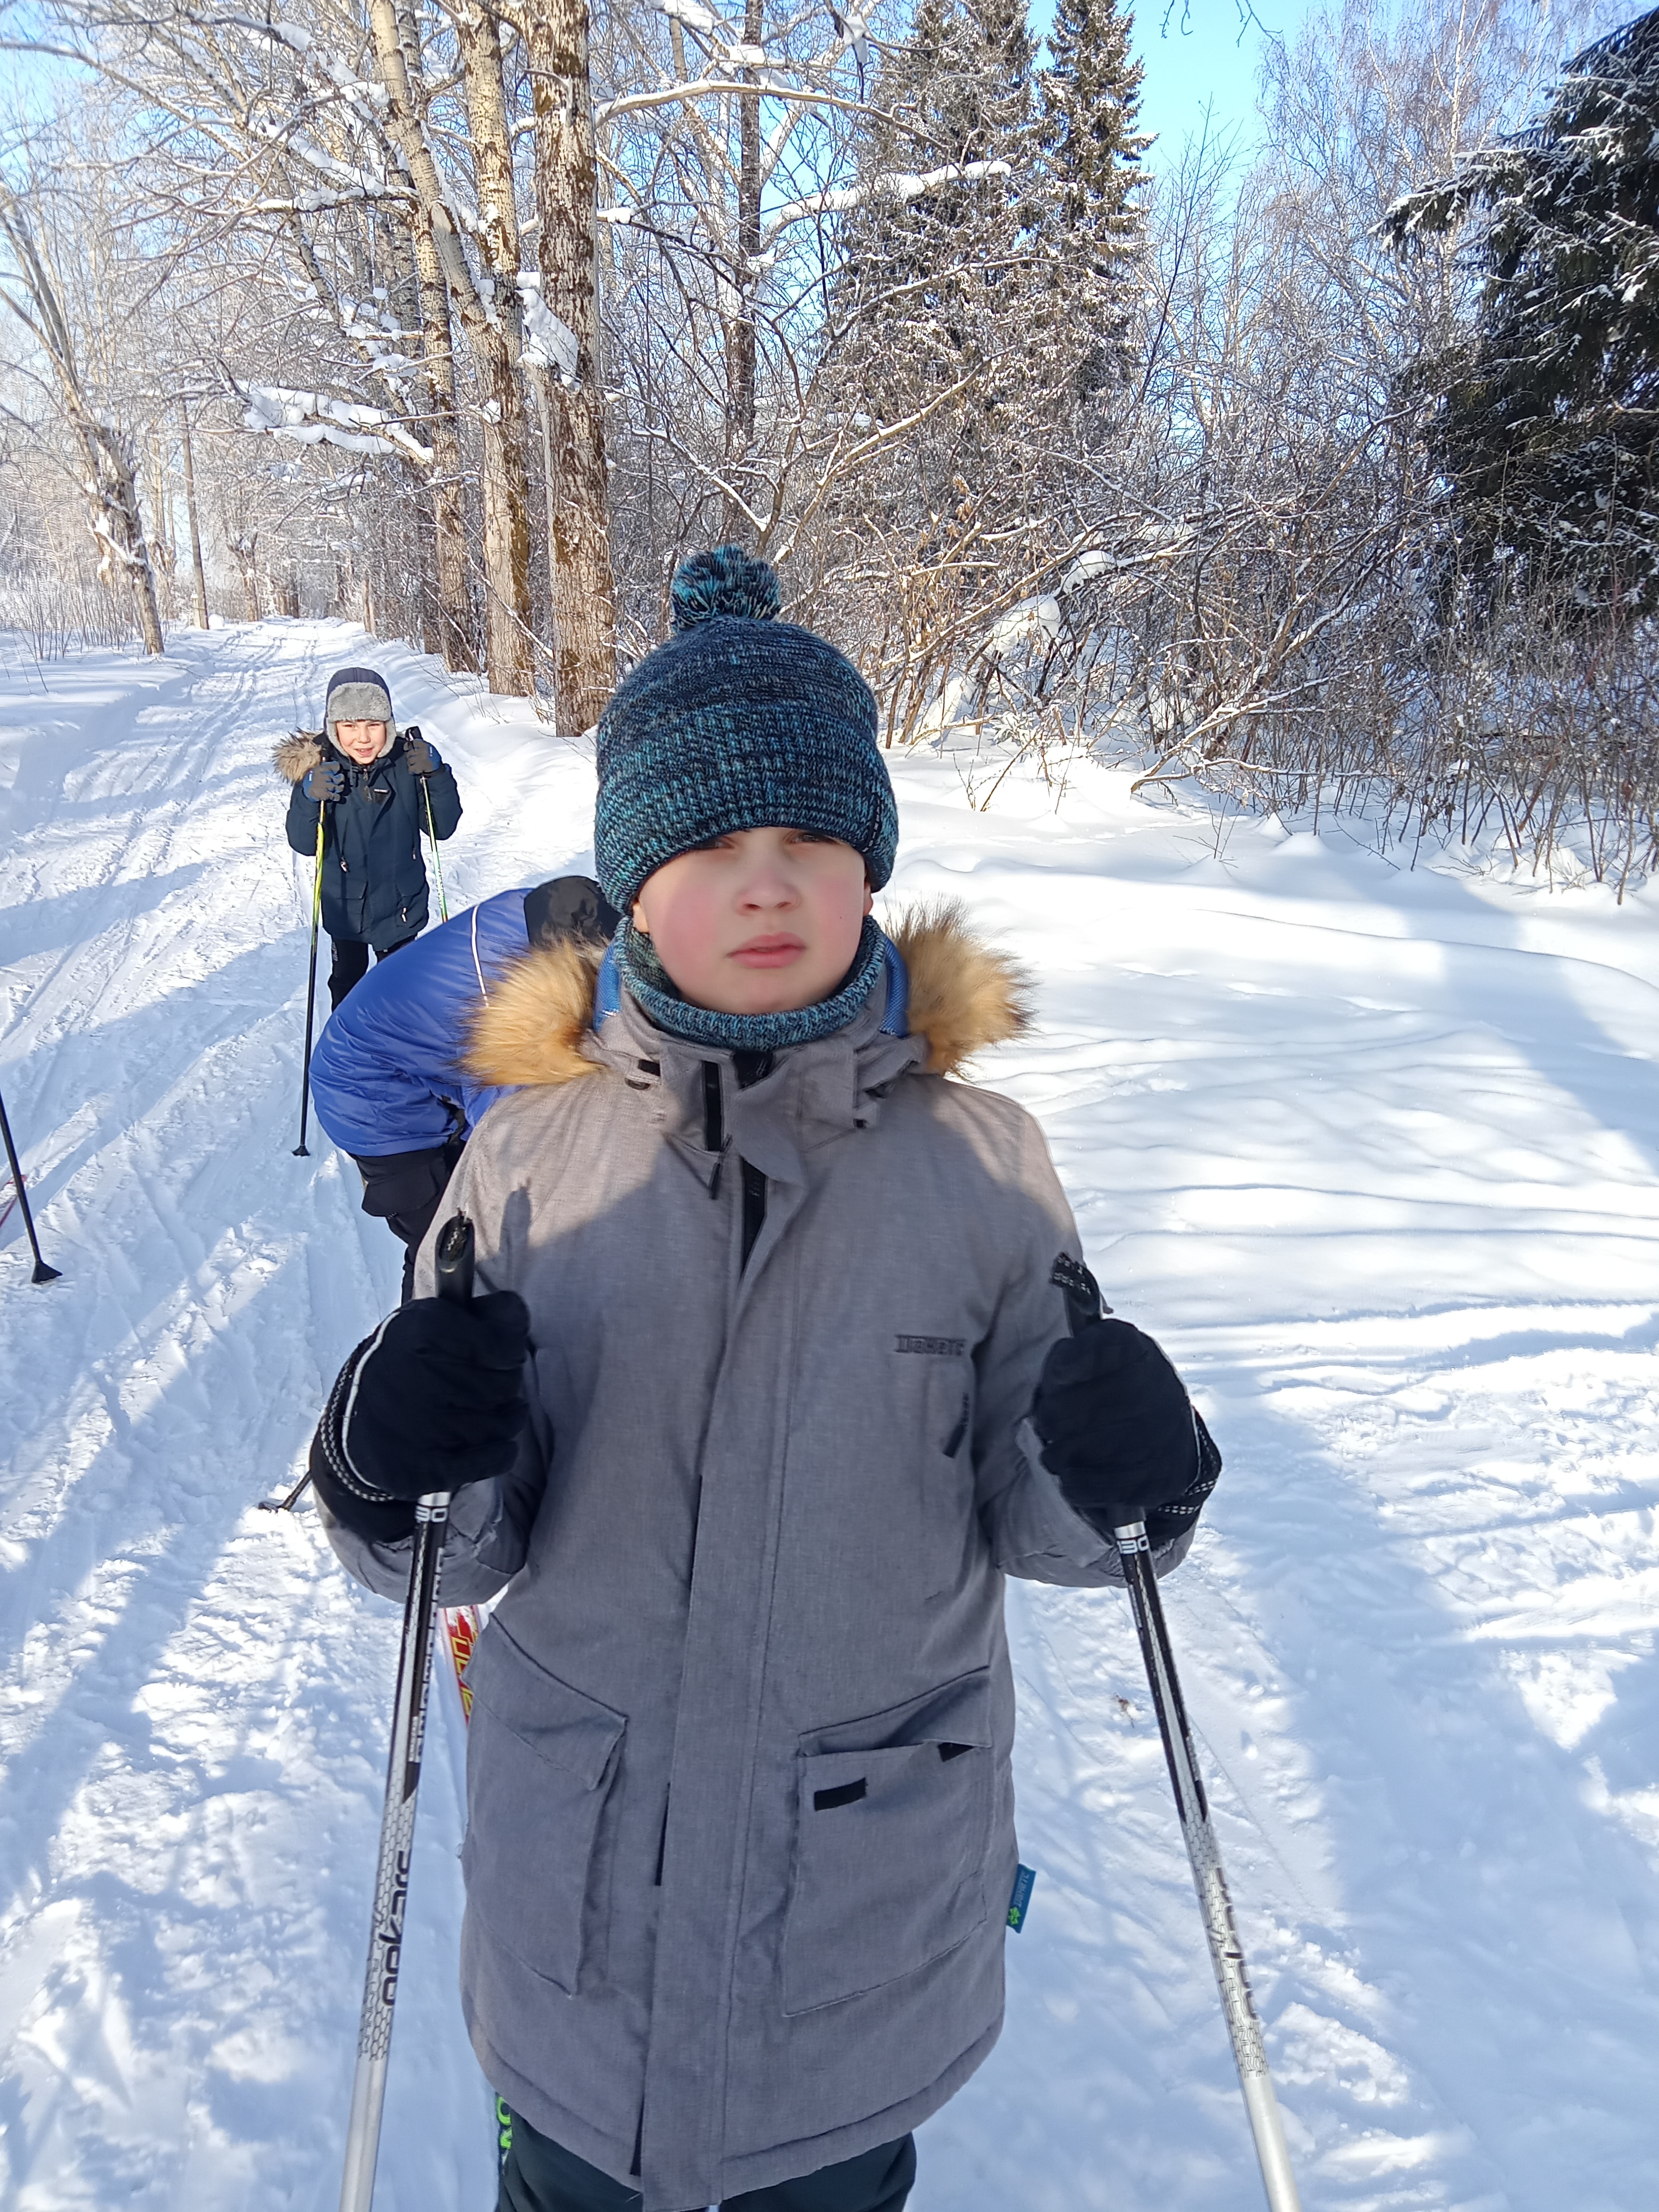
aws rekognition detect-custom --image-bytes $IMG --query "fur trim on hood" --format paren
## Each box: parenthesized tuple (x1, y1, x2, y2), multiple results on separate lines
(274, 732, 324, 784)
(465, 899, 1030, 1091)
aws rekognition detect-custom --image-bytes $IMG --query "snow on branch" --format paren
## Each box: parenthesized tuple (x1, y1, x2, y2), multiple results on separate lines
(764, 160, 1011, 246)
(517, 275, 580, 380)
(221, 13, 389, 114)
(238, 384, 433, 467)
(596, 80, 875, 126)
(657, 0, 720, 33)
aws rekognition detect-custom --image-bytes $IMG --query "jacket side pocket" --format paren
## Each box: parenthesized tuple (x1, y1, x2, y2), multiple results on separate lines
(782, 1670, 992, 2015)
(462, 1625, 626, 1993)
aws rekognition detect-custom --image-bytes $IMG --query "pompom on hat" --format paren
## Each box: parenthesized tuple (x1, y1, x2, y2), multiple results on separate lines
(594, 546, 898, 909)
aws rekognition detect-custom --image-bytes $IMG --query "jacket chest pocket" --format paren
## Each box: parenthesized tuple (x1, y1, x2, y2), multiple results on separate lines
(895, 1351, 977, 1599)
(781, 1670, 992, 2015)
(462, 1627, 626, 1995)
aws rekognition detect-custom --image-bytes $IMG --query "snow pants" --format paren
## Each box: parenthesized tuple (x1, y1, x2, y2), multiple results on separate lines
(327, 932, 416, 1010)
(497, 2110, 915, 2212)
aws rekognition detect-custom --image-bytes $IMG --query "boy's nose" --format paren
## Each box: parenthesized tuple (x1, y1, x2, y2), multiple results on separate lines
(739, 870, 798, 908)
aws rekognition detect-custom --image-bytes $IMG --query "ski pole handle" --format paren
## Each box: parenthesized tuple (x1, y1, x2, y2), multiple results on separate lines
(433, 1211, 474, 1306)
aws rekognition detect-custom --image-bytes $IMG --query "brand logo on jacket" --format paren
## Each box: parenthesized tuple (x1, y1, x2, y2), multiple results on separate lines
(894, 1335, 965, 1356)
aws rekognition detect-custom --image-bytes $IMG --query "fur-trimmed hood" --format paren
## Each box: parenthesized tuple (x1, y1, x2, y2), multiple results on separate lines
(273, 731, 325, 784)
(465, 898, 1030, 1091)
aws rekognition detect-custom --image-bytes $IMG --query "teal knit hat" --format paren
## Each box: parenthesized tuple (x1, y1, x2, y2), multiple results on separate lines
(594, 547, 899, 909)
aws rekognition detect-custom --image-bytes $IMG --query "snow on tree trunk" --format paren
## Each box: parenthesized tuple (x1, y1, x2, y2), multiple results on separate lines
(526, 0, 618, 735)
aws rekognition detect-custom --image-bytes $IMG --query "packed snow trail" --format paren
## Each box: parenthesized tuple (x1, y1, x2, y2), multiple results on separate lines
(1, 621, 1656, 2211)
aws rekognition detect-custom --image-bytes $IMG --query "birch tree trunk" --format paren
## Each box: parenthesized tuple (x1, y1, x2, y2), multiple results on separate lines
(0, 188, 166, 654)
(179, 404, 210, 629)
(367, 0, 536, 695)
(408, 203, 478, 671)
(524, 0, 617, 732)
(454, 0, 537, 697)
(722, 0, 764, 534)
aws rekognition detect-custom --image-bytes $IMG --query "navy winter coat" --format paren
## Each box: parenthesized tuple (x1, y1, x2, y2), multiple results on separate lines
(279, 730, 460, 950)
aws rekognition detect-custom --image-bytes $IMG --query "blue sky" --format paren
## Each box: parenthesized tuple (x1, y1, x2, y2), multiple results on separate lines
(1130, 0, 1302, 157)
(1026, 0, 1310, 164)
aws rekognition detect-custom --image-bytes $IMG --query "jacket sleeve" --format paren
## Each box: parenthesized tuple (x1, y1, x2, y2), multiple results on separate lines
(308, 887, 527, 1156)
(423, 760, 462, 840)
(973, 1110, 1195, 1588)
(287, 777, 323, 857)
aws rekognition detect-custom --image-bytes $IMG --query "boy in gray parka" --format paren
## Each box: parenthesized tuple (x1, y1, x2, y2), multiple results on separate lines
(307, 548, 1221, 2212)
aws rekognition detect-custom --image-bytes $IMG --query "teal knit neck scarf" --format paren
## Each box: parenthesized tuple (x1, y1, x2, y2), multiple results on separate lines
(616, 915, 887, 1052)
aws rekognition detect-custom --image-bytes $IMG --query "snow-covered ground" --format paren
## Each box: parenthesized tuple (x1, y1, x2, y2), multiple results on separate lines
(1, 619, 1655, 2212)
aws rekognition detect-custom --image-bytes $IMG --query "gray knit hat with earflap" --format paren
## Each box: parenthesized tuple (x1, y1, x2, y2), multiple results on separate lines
(324, 665, 395, 743)
(593, 548, 897, 908)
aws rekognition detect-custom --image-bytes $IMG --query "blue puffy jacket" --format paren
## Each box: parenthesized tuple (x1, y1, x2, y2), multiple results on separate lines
(309, 879, 617, 1158)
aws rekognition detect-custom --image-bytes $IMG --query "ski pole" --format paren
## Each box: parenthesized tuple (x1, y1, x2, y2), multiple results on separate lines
(294, 810, 326, 1158)
(1059, 1274, 1301, 2212)
(258, 1467, 313, 1513)
(338, 1211, 472, 2212)
(0, 1084, 61, 1283)
(421, 776, 448, 923)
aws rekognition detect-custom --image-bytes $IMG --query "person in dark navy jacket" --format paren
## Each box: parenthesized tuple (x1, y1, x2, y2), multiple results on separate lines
(308, 874, 619, 1295)
(274, 665, 462, 1009)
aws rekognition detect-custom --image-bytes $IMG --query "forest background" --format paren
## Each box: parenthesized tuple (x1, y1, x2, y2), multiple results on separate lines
(1, 0, 1656, 890)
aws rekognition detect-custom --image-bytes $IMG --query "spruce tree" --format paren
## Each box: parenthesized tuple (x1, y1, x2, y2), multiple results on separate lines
(1386, 8, 1659, 616)
(1038, 0, 1149, 401)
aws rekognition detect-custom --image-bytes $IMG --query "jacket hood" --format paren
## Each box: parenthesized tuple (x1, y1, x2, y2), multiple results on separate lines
(273, 725, 400, 783)
(273, 731, 324, 784)
(464, 899, 1031, 1091)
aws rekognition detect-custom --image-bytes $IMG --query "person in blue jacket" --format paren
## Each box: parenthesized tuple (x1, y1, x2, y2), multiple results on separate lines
(274, 665, 462, 1009)
(309, 875, 619, 1295)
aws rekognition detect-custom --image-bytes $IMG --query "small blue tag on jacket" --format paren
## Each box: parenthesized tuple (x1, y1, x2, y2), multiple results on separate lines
(1007, 1864, 1037, 1933)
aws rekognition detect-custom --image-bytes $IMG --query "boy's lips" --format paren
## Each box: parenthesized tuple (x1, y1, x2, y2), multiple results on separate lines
(730, 934, 806, 969)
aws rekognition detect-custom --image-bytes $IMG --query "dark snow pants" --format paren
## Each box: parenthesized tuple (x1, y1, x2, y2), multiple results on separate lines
(497, 2109, 915, 2212)
(327, 931, 416, 1010)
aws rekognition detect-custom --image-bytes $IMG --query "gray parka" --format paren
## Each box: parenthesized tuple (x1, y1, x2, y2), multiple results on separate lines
(321, 905, 1191, 2212)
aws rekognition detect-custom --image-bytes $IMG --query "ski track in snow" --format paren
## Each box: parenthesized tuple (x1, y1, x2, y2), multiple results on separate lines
(1, 622, 1656, 2211)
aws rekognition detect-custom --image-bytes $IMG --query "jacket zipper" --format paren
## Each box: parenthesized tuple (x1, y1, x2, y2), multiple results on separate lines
(702, 1061, 767, 1270)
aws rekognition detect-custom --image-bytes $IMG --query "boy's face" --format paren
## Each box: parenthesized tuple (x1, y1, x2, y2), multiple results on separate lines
(334, 718, 388, 764)
(632, 827, 873, 1015)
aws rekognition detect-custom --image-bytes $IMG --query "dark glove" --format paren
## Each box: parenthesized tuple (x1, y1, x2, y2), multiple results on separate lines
(1032, 1318, 1211, 1535)
(303, 760, 344, 802)
(309, 1291, 531, 1539)
(403, 728, 441, 776)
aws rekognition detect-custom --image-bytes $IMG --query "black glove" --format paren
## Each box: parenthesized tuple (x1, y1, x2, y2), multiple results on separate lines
(403, 728, 440, 776)
(1032, 1318, 1214, 1536)
(310, 1292, 531, 1539)
(303, 759, 345, 802)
